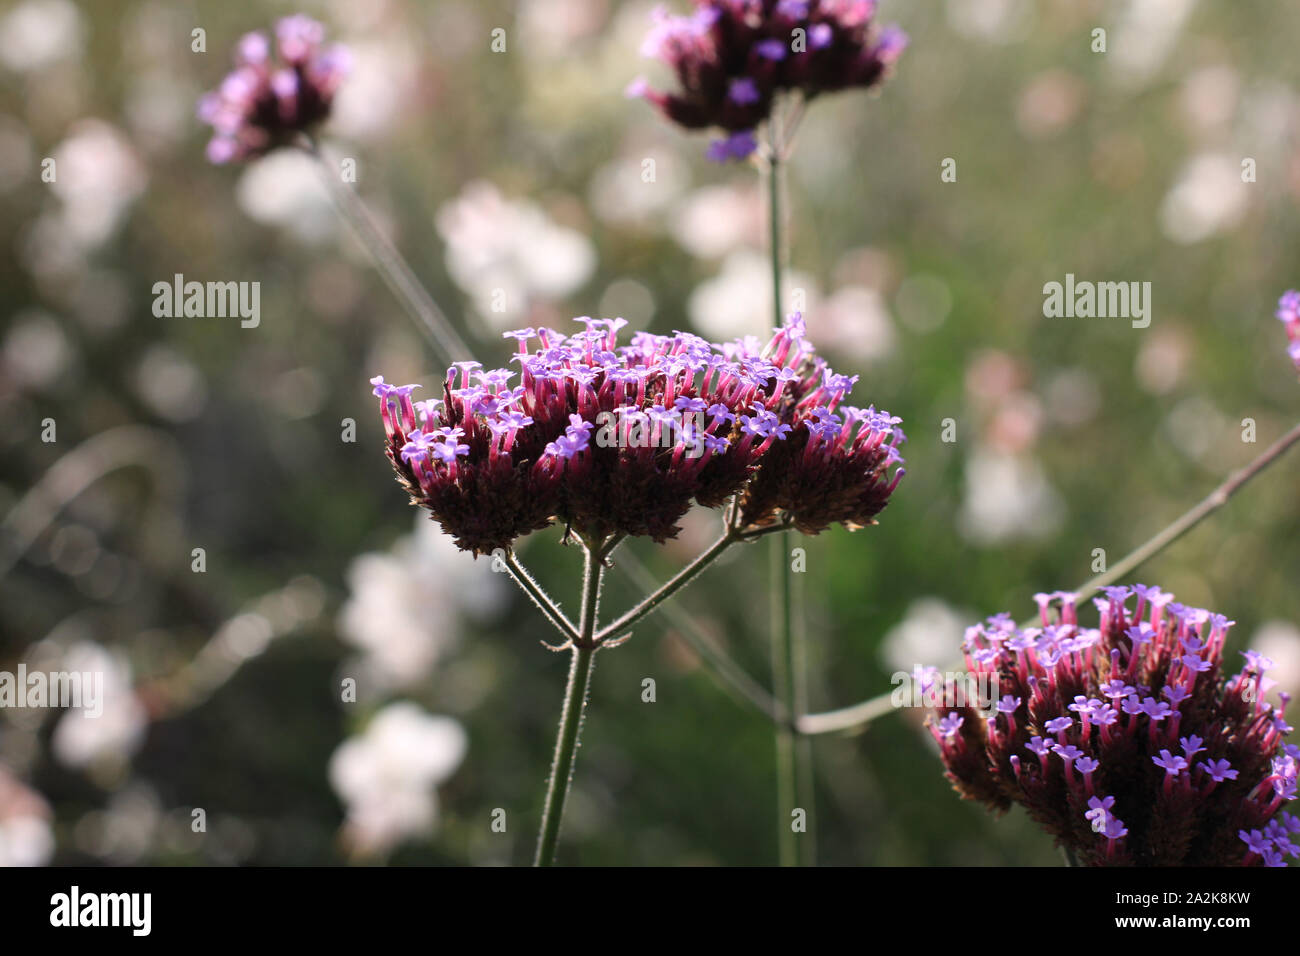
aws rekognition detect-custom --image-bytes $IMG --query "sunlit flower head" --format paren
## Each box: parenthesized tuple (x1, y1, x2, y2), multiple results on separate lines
(372, 314, 904, 554)
(928, 586, 1297, 865)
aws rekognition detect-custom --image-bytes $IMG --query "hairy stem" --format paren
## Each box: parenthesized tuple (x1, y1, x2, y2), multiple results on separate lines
(535, 538, 604, 866)
(795, 417, 1300, 737)
(502, 549, 580, 645)
(765, 108, 813, 866)
(595, 529, 737, 643)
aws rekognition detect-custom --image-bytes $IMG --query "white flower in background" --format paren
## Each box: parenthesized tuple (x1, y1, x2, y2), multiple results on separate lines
(2, 309, 71, 392)
(1246, 621, 1300, 707)
(436, 181, 597, 328)
(0, 0, 82, 73)
(1108, 0, 1196, 88)
(809, 285, 897, 363)
(328, 702, 467, 857)
(1159, 153, 1248, 244)
(234, 150, 334, 242)
(687, 249, 818, 342)
(589, 154, 685, 226)
(958, 447, 1064, 546)
(881, 598, 972, 673)
(47, 120, 146, 249)
(330, 38, 419, 142)
(338, 514, 506, 693)
(51, 641, 147, 770)
(945, 0, 1032, 44)
(0, 768, 53, 867)
(517, 0, 609, 61)
(669, 184, 762, 259)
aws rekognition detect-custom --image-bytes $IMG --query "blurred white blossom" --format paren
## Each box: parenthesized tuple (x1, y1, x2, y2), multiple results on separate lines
(0, 768, 52, 867)
(1109, 0, 1196, 88)
(808, 286, 897, 363)
(670, 184, 762, 259)
(45, 120, 146, 250)
(234, 150, 334, 241)
(328, 702, 467, 857)
(338, 514, 505, 692)
(881, 598, 971, 673)
(688, 249, 817, 342)
(1159, 153, 1249, 244)
(436, 181, 596, 328)
(0, 0, 83, 73)
(51, 642, 147, 771)
(958, 448, 1064, 545)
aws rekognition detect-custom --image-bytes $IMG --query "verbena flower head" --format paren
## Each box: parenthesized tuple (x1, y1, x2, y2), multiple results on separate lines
(1275, 289, 1300, 373)
(628, 0, 906, 160)
(373, 315, 904, 554)
(926, 586, 1298, 866)
(197, 15, 350, 164)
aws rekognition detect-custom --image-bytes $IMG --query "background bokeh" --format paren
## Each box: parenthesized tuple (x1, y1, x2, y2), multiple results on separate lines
(2, 0, 1299, 866)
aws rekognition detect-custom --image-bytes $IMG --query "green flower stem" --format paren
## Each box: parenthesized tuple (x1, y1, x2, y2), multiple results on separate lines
(764, 113, 812, 867)
(594, 522, 787, 644)
(594, 529, 737, 643)
(534, 537, 605, 866)
(501, 549, 580, 646)
(795, 416, 1300, 737)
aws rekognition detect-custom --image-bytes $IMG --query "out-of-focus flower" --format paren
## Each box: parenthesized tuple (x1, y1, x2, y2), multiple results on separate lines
(2, 311, 72, 392)
(881, 597, 971, 673)
(45, 120, 146, 250)
(1250, 622, 1300, 712)
(435, 181, 597, 328)
(687, 248, 817, 341)
(670, 183, 763, 258)
(957, 448, 1063, 545)
(233, 149, 333, 239)
(1108, 0, 1195, 89)
(338, 514, 506, 692)
(0, 0, 83, 73)
(328, 702, 467, 857)
(197, 15, 351, 164)
(628, 0, 906, 158)
(0, 768, 53, 867)
(808, 285, 896, 363)
(1159, 153, 1249, 244)
(927, 587, 1298, 865)
(373, 313, 904, 553)
(1274, 290, 1300, 374)
(51, 642, 147, 771)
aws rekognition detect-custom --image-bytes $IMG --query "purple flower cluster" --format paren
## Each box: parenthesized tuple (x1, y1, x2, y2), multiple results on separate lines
(197, 15, 350, 164)
(629, 0, 906, 160)
(1275, 289, 1300, 373)
(927, 586, 1298, 866)
(372, 315, 905, 554)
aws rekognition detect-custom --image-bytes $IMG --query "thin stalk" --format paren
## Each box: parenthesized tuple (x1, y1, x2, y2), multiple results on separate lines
(795, 417, 1300, 737)
(1061, 418, 1300, 604)
(502, 549, 580, 645)
(301, 138, 474, 364)
(764, 108, 811, 866)
(616, 549, 786, 724)
(534, 538, 604, 866)
(595, 529, 738, 643)
(771, 529, 799, 867)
